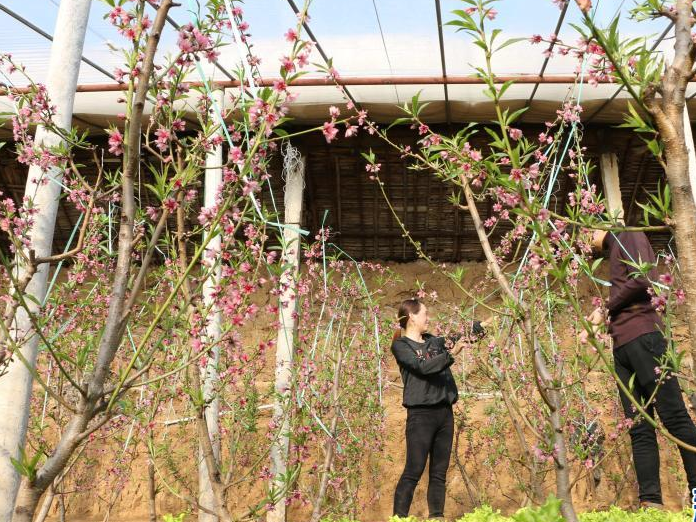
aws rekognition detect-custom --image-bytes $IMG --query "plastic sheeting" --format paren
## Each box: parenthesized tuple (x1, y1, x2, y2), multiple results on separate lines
(0, 0, 691, 127)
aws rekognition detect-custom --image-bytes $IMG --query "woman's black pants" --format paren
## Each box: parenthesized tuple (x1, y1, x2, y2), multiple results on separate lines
(614, 331, 696, 504)
(393, 404, 454, 518)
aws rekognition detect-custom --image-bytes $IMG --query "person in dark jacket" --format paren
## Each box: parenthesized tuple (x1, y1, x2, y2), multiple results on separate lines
(588, 230, 696, 509)
(391, 298, 473, 520)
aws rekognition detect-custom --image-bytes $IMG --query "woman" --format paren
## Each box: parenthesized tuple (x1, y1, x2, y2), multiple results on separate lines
(391, 298, 471, 520)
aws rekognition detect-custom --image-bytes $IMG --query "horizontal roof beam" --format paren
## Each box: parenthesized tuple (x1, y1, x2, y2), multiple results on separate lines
(3, 74, 679, 94)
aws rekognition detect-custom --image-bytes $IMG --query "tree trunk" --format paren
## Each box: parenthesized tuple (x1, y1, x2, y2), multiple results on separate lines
(310, 306, 351, 522)
(664, 149, 696, 399)
(11, 2, 174, 520)
(268, 149, 305, 522)
(498, 371, 543, 503)
(11, 483, 43, 522)
(199, 88, 224, 522)
(32, 484, 55, 522)
(679, 105, 696, 408)
(660, 2, 696, 394)
(0, 2, 92, 519)
(660, 6, 696, 409)
(461, 176, 578, 521)
(175, 196, 232, 522)
(148, 448, 157, 522)
(192, 368, 234, 522)
(12, 409, 90, 521)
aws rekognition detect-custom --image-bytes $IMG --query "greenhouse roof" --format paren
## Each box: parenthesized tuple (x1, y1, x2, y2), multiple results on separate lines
(1, 0, 695, 127)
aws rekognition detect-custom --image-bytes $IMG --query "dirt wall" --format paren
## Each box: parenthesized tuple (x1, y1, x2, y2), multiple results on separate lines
(39, 260, 695, 521)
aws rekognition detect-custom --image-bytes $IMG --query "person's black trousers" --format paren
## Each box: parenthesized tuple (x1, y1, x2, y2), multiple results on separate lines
(393, 404, 454, 518)
(614, 331, 696, 504)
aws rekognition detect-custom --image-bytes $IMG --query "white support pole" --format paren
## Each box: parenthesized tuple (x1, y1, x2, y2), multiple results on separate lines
(683, 105, 696, 209)
(599, 152, 625, 224)
(198, 89, 225, 522)
(267, 147, 305, 522)
(0, 1, 92, 518)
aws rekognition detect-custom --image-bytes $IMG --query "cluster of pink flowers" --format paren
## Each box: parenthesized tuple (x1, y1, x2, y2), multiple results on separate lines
(0, 52, 20, 75)
(412, 122, 441, 147)
(248, 97, 289, 137)
(177, 23, 219, 63)
(461, 142, 483, 162)
(508, 162, 541, 189)
(0, 194, 37, 251)
(15, 137, 64, 172)
(557, 102, 583, 123)
(154, 127, 172, 152)
(533, 443, 560, 465)
(461, 6, 498, 19)
(649, 269, 686, 311)
(530, 24, 627, 87)
(500, 223, 527, 256)
(10, 84, 56, 145)
(107, 129, 124, 156)
(659, 273, 674, 286)
(568, 185, 605, 215)
(280, 41, 314, 74)
(492, 186, 522, 208)
(365, 162, 381, 180)
(107, 6, 150, 42)
(9, 81, 64, 172)
(321, 105, 345, 143)
(549, 219, 569, 244)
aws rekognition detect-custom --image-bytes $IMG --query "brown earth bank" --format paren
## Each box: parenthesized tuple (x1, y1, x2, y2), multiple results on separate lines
(36, 260, 695, 522)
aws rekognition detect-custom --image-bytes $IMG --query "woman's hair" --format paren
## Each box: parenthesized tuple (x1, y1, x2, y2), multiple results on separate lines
(397, 298, 422, 329)
(392, 298, 423, 343)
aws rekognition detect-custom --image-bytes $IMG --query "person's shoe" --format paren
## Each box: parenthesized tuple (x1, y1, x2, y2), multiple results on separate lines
(639, 500, 664, 510)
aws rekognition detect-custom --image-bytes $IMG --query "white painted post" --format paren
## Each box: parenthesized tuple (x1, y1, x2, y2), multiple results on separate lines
(0, 1, 92, 518)
(599, 152, 625, 223)
(198, 89, 225, 522)
(267, 147, 305, 522)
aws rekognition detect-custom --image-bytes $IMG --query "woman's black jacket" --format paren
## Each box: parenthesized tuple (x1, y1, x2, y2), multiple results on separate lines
(391, 333, 458, 408)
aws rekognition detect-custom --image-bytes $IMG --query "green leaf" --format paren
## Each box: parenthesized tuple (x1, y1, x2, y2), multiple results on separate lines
(387, 117, 414, 130)
(591, 257, 603, 273)
(506, 107, 529, 126)
(360, 149, 376, 164)
(496, 37, 526, 52)
(646, 139, 662, 158)
(498, 80, 515, 100)
(473, 40, 489, 52)
(10, 446, 41, 482)
(628, 373, 636, 393)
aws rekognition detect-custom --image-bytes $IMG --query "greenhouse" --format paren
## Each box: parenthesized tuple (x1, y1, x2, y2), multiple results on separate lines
(1, 1, 696, 521)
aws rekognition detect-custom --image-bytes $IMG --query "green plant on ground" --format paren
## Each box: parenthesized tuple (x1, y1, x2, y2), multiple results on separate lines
(378, 495, 692, 522)
(579, 505, 692, 522)
(162, 513, 186, 522)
